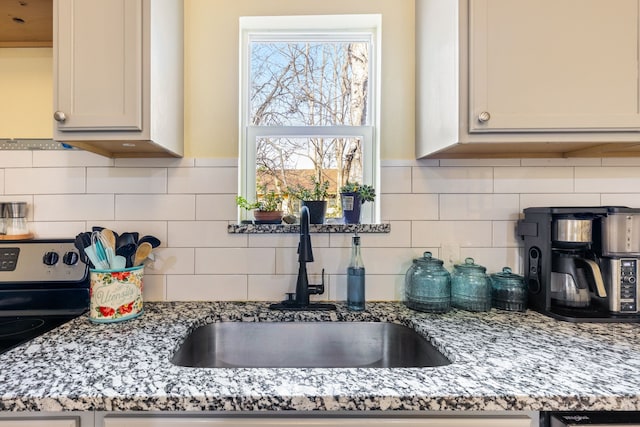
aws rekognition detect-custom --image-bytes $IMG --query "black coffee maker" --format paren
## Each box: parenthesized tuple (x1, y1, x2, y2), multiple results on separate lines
(517, 207, 637, 322)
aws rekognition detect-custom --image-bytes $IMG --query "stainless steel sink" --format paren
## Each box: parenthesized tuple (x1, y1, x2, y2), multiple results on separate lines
(171, 322, 451, 368)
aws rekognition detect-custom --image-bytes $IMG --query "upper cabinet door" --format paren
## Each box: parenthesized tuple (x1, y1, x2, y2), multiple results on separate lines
(54, 0, 142, 132)
(469, 0, 640, 132)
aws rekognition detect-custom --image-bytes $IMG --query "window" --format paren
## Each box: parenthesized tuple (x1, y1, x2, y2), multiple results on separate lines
(239, 15, 381, 223)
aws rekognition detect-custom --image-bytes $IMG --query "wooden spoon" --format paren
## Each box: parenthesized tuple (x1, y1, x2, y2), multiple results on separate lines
(133, 242, 153, 267)
(100, 229, 116, 251)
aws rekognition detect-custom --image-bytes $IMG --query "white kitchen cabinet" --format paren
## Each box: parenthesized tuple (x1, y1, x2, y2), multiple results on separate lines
(0, 419, 78, 427)
(102, 415, 535, 427)
(53, 0, 183, 158)
(416, 0, 640, 159)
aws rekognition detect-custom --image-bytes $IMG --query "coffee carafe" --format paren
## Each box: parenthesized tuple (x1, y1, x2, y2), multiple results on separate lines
(550, 252, 606, 308)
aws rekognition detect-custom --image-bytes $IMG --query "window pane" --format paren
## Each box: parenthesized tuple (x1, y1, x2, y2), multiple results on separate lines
(250, 41, 370, 126)
(256, 136, 363, 217)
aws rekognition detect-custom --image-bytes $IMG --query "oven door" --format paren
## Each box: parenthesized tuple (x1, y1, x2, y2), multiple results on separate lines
(550, 412, 640, 426)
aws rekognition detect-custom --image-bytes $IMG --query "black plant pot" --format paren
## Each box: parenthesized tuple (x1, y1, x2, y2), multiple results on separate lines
(302, 200, 328, 224)
(340, 192, 362, 224)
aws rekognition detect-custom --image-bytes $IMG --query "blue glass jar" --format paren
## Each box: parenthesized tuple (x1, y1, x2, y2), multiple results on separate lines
(451, 257, 491, 312)
(404, 252, 451, 313)
(490, 267, 527, 312)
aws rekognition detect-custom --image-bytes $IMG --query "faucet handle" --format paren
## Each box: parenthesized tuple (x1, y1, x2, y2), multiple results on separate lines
(308, 269, 325, 295)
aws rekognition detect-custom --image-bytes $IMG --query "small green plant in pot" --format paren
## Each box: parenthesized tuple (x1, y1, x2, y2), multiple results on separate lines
(339, 182, 376, 224)
(288, 178, 330, 224)
(236, 190, 284, 224)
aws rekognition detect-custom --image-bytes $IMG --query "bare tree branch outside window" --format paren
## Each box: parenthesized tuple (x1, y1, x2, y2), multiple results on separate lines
(250, 40, 369, 217)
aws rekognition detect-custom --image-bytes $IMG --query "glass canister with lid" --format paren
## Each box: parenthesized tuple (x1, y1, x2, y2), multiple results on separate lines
(451, 257, 491, 312)
(490, 267, 527, 312)
(404, 251, 451, 313)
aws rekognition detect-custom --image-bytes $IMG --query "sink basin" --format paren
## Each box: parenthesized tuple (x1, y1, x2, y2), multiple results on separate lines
(171, 322, 451, 368)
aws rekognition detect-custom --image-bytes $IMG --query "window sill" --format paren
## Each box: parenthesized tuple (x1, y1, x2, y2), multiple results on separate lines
(227, 223, 390, 234)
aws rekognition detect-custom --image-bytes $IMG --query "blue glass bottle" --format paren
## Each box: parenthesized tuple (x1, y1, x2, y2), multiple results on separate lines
(347, 235, 365, 311)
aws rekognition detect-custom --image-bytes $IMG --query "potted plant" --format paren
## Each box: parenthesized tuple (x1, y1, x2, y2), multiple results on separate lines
(236, 190, 284, 224)
(339, 182, 376, 224)
(288, 178, 331, 224)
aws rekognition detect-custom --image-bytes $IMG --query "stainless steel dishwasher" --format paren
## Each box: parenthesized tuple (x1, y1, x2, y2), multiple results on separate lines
(547, 412, 640, 426)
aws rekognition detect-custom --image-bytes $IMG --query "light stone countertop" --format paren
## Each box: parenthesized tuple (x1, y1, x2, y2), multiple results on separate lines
(0, 301, 638, 412)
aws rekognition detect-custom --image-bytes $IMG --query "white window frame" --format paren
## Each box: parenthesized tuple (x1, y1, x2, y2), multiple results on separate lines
(239, 14, 382, 223)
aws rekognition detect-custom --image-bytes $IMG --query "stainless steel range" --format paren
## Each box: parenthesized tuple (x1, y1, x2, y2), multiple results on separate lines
(0, 239, 89, 354)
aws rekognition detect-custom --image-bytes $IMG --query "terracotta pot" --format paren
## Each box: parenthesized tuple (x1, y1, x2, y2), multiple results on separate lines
(253, 210, 283, 224)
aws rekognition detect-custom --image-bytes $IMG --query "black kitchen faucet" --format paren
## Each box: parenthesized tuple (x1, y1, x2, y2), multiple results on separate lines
(269, 206, 336, 311)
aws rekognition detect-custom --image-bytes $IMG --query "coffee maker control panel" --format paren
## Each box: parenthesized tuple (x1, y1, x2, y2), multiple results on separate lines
(619, 259, 638, 312)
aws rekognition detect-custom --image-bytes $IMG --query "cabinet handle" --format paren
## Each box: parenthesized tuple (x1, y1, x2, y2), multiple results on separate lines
(53, 111, 67, 123)
(477, 111, 491, 123)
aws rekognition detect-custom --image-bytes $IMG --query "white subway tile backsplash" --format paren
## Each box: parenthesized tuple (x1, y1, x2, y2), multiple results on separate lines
(34, 194, 114, 221)
(30, 221, 86, 239)
(17, 153, 640, 303)
(169, 221, 245, 248)
(601, 193, 640, 207)
(601, 158, 640, 166)
(521, 158, 601, 167)
(142, 274, 166, 301)
(247, 274, 296, 300)
(166, 275, 247, 301)
(439, 158, 520, 167)
(413, 167, 493, 193)
(148, 248, 195, 275)
(115, 194, 196, 220)
(33, 150, 113, 167)
(412, 221, 492, 248)
(115, 157, 195, 168)
(250, 233, 329, 248)
(87, 168, 167, 194)
(440, 194, 519, 220)
(494, 167, 574, 193)
(492, 221, 520, 248)
(381, 193, 438, 221)
(459, 247, 523, 275)
(5, 168, 86, 194)
(330, 274, 403, 301)
(168, 167, 237, 194)
(196, 194, 238, 221)
(575, 167, 640, 193)
(196, 248, 276, 275)
(196, 158, 238, 167)
(0, 151, 32, 168)
(519, 193, 601, 209)
(329, 221, 411, 248)
(380, 167, 412, 193)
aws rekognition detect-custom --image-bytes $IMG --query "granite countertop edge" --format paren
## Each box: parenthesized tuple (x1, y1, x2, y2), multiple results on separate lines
(0, 301, 638, 413)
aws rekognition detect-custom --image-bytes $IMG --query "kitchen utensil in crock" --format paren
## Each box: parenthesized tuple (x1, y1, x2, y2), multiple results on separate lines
(115, 243, 137, 268)
(116, 232, 137, 250)
(138, 235, 161, 248)
(133, 242, 153, 266)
